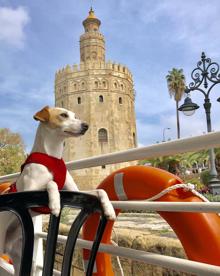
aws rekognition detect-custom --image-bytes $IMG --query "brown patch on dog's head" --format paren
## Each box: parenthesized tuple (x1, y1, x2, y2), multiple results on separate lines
(34, 106, 50, 122)
(34, 106, 68, 128)
(46, 108, 67, 128)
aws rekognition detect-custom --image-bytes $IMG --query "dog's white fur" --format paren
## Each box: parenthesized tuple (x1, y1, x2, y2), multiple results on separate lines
(0, 106, 115, 275)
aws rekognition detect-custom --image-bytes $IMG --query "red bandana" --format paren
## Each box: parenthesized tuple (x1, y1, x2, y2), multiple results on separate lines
(10, 152, 67, 214)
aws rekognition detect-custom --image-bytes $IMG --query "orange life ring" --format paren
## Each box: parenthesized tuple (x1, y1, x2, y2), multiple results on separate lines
(82, 166, 220, 275)
(0, 182, 12, 195)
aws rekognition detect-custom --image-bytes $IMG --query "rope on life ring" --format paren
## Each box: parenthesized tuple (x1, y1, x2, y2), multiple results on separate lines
(144, 182, 209, 202)
(82, 166, 220, 276)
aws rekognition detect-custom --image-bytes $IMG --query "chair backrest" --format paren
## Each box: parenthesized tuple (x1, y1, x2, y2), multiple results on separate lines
(0, 191, 107, 276)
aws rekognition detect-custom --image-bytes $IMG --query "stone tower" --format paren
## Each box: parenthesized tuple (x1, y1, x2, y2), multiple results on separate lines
(55, 8, 137, 189)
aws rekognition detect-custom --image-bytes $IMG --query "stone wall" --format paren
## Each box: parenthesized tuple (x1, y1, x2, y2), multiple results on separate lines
(53, 225, 191, 276)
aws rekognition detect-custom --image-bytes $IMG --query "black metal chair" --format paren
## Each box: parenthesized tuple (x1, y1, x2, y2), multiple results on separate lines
(0, 191, 108, 276)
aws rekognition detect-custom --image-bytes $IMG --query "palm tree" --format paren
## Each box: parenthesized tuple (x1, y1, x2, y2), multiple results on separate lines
(166, 68, 186, 139)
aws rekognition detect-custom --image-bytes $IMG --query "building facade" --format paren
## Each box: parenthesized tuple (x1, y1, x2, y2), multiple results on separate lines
(55, 9, 137, 189)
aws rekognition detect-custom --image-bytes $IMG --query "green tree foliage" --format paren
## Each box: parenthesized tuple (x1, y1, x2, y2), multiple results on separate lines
(141, 155, 181, 174)
(0, 128, 26, 176)
(166, 68, 186, 139)
(214, 148, 220, 175)
(140, 150, 209, 177)
(200, 170, 211, 186)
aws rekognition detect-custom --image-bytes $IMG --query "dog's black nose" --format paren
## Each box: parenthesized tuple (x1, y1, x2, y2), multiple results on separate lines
(81, 122, 89, 132)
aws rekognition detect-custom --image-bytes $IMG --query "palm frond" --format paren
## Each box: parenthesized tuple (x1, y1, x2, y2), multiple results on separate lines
(166, 68, 186, 102)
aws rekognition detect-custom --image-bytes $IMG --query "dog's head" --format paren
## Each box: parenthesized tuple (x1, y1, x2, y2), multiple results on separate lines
(34, 106, 89, 137)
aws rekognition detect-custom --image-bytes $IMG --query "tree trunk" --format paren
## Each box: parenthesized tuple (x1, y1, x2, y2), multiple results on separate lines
(176, 101, 180, 139)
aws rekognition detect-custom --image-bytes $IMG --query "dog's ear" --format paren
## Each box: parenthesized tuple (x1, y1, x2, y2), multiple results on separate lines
(33, 106, 50, 122)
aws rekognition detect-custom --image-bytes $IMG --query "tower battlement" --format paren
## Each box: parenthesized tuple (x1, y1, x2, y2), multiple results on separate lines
(55, 61, 133, 80)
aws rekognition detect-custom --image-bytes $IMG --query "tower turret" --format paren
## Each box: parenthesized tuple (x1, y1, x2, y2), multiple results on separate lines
(80, 8, 105, 62)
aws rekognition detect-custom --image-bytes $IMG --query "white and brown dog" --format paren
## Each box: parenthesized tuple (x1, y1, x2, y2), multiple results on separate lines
(0, 106, 115, 275)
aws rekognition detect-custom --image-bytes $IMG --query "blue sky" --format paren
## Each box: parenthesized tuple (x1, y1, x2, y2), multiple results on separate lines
(1, 0, 220, 152)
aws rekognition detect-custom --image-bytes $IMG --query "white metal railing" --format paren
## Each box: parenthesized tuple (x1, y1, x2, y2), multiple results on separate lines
(112, 201, 220, 212)
(1, 131, 220, 275)
(34, 201, 220, 276)
(1, 131, 220, 183)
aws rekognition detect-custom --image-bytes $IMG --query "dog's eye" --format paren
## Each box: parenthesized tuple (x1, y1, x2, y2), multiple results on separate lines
(60, 113, 69, 118)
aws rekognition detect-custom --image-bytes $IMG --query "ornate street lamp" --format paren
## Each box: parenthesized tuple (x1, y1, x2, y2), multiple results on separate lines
(178, 96, 199, 116)
(178, 52, 220, 194)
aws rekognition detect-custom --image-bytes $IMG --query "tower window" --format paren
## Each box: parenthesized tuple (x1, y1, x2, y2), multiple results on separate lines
(119, 97, 122, 104)
(77, 97, 81, 104)
(103, 81, 106, 88)
(121, 84, 124, 90)
(98, 128, 108, 143)
(95, 81, 98, 88)
(114, 82, 117, 89)
(99, 95, 104, 102)
(81, 82, 85, 89)
(133, 132, 136, 146)
(74, 83, 77, 90)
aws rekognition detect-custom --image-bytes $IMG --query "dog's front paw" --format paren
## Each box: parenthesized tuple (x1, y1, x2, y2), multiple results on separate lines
(49, 200, 60, 217)
(96, 189, 116, 221)
(47, 181, 61, 217)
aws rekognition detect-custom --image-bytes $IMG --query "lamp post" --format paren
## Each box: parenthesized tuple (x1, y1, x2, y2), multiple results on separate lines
(162, 127, 170, 142)
(178, 52, 220, 194)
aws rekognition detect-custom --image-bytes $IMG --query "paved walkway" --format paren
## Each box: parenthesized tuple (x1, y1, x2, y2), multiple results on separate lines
(114, 212, 177, 238)
(115, 213, 172, 231)
(62, 211, 177, 238)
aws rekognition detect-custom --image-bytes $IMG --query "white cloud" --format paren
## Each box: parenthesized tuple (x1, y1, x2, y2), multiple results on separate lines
(139, 0, 220, 57)
(0, 6, 30, 48)
(165, 1, 220, 56)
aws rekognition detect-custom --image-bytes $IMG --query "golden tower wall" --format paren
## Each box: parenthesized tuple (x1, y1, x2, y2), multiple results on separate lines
(54, 10, 137, 189)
